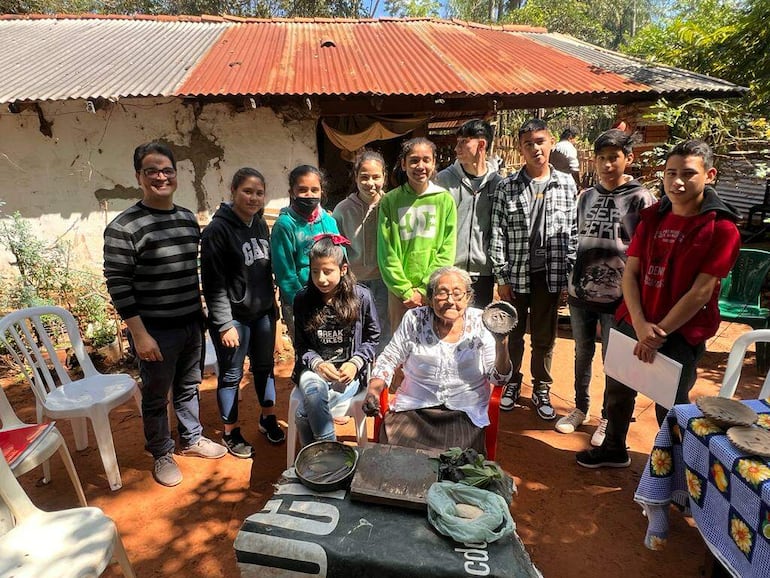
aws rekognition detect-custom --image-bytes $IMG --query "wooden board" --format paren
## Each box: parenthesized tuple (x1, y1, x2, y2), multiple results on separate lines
(350, 444, 439, 510)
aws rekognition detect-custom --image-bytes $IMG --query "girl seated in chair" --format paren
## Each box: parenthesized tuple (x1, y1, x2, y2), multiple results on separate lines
(292, 235, 380, 447)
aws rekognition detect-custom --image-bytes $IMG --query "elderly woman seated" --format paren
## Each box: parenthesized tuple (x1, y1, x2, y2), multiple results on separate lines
(363, 266, 513, 453)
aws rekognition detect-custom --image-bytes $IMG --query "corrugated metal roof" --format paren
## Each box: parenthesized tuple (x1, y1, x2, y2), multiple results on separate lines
(178, 19, 657, 97)
(528, 34, 742, 96)
(0, 16, 229, 102)
(0, 15, 746, 104)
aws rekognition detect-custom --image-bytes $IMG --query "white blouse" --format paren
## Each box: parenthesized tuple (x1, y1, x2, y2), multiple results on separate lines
(370, 306, 512, 427)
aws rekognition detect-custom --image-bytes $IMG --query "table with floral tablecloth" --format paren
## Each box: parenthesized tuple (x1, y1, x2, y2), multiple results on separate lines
(634, 398, 770, 577)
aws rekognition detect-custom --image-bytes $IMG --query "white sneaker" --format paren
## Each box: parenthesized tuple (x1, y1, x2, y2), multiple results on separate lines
(591, 418, 608, 447)
(555, 408, 590, 434)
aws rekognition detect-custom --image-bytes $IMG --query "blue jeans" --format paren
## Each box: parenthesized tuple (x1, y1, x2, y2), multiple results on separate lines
(295, 370, 361, 446)
(570, 305, 613, 414)
(136, 321, 204, 458)
(361, 277, 390, 353)
(210, 311, 276, 425)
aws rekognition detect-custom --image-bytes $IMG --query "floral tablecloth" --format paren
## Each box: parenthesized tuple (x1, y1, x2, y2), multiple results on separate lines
(634, 399, 770, 578)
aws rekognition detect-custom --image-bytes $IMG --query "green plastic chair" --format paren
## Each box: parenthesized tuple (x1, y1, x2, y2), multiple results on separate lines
(719, 248, 770, 372)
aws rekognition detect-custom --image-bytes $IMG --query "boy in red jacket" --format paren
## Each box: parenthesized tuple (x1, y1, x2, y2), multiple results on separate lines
(577, 140, 741, 468)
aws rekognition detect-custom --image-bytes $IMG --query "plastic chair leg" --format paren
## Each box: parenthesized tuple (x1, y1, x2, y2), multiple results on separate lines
(71, 416, 89, 451)
(112, 528, 137, 578)
(56, 441, 88, 507)
(90, 410, 123, 491)
(286, 389, 300, 469)
(351, 401, 368, 448)
(41, 457, 52, 485)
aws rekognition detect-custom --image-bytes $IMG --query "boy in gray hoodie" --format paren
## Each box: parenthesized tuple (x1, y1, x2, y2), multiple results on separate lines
(556, 129, 655, 440)
(435, 119, 502, 307)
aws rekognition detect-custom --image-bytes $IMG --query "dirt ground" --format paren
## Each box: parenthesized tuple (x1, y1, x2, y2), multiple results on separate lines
(4, 319, 767, 578)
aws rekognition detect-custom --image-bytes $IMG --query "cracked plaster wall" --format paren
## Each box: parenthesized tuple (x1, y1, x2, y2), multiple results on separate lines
(0, 97, 317, 274)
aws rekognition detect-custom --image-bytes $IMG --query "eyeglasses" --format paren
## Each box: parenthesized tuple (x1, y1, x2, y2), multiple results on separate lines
(141, 167, 177, 178)
(434, 289, 468, 301)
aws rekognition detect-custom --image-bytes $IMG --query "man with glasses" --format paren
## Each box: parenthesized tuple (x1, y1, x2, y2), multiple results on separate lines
(490, 119, 578, 420)
(435, 119, 502, 307)
(104, 142, 226, 487)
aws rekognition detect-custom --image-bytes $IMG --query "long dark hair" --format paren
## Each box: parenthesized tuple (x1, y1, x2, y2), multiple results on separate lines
(394, 137, 437, 186)
(305, 237, 359, 334)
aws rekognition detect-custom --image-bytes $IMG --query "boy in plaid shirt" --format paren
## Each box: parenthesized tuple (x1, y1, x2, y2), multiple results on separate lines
(490, 118, 578, 419)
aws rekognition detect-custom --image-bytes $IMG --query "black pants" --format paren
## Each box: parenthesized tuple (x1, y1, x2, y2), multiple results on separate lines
(603, 320, 705, 452)
(507, 271, 560, 390)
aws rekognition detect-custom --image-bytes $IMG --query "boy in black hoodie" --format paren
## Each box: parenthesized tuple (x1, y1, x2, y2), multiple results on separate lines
(556, 130, 654, 442)
(577, 140, 741, 469)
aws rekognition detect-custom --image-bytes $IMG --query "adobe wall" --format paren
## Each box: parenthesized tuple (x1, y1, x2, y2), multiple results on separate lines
(0, 97, 317, 273)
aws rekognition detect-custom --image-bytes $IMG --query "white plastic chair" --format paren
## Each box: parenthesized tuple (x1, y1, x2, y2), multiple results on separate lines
(203, 332, 219, 376)
(286, 386, 369, 468)
(719, 329, 770, 399)
(0, 453, 136, 578)
(0, 385, 87, 507)
(0, 307, 141, 491)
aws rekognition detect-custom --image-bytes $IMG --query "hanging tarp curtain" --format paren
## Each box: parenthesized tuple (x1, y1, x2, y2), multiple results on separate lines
(321, 115, 429, 152)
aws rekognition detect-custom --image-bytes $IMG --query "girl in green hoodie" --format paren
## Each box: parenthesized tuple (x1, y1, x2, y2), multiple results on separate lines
(377, 137, 457, 334)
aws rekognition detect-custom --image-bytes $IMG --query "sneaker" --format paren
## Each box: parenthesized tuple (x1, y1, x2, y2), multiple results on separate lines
(222, 427, 254, 459)
(153, 452, 182, 487)
(591, 418, 608, 447)
(500, 381, 521, 412)
(555, 408, 590, 434)
(576, 446, 631, 469)
(259, 414, 286, 444)
(531, 387, 556, 420)
(179, 436, 227, 459)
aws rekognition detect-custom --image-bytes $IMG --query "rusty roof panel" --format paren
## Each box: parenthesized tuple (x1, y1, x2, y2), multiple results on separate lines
(178, 19, 690, 98)
(0, 17, 228, 102)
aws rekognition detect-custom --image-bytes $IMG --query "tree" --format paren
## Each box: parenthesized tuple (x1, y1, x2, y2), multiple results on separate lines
(623, 0, 770, 111)
(501, 0, 660, 50)
(384, 0, 440, 17)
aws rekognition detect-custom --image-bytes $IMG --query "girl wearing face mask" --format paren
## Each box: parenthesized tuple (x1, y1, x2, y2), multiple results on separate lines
(332, 150, 390, 351)
(272, 165, 339, 341)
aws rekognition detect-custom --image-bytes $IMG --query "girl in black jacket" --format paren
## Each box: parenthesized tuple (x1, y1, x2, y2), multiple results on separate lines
(201, 168, 284, 458)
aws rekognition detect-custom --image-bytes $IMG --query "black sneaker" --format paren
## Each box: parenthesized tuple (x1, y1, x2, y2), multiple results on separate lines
(576, 447, 631, 469)
(500, 381, 521, 411)
(222, 427, 254, 459)
(531, 387, 556, 420)
(259, 414, 286, 444)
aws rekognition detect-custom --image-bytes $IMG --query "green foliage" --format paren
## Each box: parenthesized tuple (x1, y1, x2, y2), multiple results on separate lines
(0, 212, 117, 348)
(642, 97, 770, 179)
(0, 0, 376, 17)
(384, 0, 440, 17)
(623, 0, 769, 111)
(503, 0, 659, 49)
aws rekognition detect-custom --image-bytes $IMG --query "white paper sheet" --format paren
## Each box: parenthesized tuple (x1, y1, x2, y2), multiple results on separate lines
(604, 328, 683, 409)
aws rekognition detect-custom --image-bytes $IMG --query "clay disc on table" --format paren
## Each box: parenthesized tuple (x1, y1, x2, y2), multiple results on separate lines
(482, 301, 518, 336)
(696, 396, 758, 428)
(727, 426, 770, 457)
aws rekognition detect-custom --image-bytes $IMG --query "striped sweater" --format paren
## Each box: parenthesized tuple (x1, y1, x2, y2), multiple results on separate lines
(103, 202, 202, 328)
